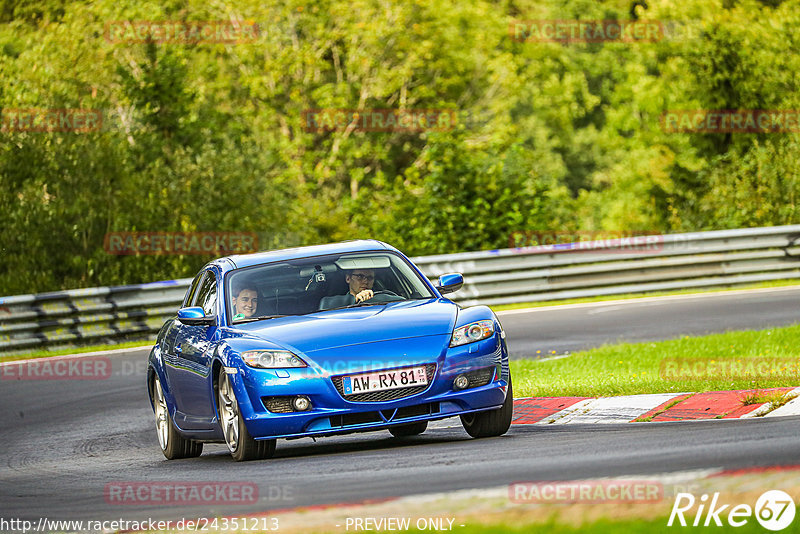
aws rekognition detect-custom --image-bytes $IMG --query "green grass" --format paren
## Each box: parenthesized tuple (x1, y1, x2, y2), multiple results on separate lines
(0, 339, 153, 362)
(510, 324, 800, 398)
(490, 279, 800, 312)
(740, 389, 795, 408)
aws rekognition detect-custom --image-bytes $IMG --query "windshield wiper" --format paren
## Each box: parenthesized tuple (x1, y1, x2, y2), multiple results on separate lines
(319, 301, 391, 312)
(345, 301, 391, 308)
(233, 314, 287, 323)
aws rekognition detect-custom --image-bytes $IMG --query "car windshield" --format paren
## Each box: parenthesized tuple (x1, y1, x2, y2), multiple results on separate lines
(226, 252, 435, 323)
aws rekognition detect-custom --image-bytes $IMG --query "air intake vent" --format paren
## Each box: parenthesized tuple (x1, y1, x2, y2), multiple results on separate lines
(262, 396, 294, 413)
(464, 366, 495, 388)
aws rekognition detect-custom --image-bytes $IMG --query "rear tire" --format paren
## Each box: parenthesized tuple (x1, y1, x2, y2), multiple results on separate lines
(152, 375, 203, 459)
(217, 368, 276, 462)
(460, 377, 513, 438)
(389, 421, 428, 437)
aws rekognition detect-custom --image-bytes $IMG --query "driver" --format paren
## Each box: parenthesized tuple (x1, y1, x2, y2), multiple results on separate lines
(232, 285, 258, 320)
(347, 269, 378, 304)
(319, 269, 402, 309)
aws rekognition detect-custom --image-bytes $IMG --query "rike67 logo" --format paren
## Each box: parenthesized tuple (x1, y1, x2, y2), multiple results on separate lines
(668, 491, 796, 531)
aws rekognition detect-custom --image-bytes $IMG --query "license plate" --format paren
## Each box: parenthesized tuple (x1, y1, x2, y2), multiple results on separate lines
(342, 366, 428, 395)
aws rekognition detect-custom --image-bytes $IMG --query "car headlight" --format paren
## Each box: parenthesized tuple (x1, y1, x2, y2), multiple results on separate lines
(450, 319, 495, 347)
(241, 350, 307, 369)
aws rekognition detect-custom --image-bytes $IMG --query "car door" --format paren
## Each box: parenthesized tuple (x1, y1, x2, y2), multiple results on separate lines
(162, 271, 205, 412)
(174, 269, 220, 427)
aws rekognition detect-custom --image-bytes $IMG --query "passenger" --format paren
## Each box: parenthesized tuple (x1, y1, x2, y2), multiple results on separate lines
(232, 285, 258, 320)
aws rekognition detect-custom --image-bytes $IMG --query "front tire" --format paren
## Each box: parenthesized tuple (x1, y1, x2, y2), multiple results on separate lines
(389, 421, 428, 437)
(217, 368, 276, 462)
(152, 375, 203, 459)
(460, 377, 513, 438)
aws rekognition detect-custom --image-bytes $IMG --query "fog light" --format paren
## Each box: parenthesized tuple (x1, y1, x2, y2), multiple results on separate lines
(453, 374, 469, 391)
(292, 395, 311, 411)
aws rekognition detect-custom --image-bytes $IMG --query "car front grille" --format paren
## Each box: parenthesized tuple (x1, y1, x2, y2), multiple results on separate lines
(331, 363, 437, 402)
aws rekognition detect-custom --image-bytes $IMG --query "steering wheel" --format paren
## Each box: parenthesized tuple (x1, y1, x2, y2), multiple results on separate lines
(347, 290, 402, 308)
(370, 290, 404, 300)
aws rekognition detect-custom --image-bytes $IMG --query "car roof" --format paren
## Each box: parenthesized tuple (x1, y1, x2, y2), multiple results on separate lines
(212, 239, 397, 271)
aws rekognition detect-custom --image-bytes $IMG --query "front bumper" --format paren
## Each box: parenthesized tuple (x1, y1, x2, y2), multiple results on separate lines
(247, 382, 506, 440)
(227, 333, 509, 440)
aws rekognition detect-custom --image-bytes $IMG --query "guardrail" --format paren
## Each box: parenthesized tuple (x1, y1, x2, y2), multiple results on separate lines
(2, 225, 800, 352)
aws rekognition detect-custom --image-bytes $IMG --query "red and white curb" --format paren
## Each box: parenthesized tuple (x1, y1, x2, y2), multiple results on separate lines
(431, 386, 800, 428)
(747, 388, 800, 418)
(535, 393, 681, 424)
(509, 387, 800, 425)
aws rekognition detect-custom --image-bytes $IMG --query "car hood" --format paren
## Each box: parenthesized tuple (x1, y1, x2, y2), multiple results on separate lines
(232, 298, 458, 354)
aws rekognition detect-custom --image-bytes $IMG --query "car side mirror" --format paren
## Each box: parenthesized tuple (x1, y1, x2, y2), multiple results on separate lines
(436, 273, 464, 295)
(177, 306, 215, 326)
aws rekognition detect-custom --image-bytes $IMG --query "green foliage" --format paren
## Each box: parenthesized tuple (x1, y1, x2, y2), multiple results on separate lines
(1, 0, 799, 294)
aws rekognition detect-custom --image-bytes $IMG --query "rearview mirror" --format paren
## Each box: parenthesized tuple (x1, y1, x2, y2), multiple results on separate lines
(436, 273, 464, 295)
(335, 256, 391, 270)
(177, 306, 215, 326)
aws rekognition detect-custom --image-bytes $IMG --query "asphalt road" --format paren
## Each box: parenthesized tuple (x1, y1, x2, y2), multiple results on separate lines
(500, 286, 800, 357)
(1, 287, 799, 524)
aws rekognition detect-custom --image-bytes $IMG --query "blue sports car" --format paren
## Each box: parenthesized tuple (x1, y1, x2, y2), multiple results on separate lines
(147, 240, 512, 461)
